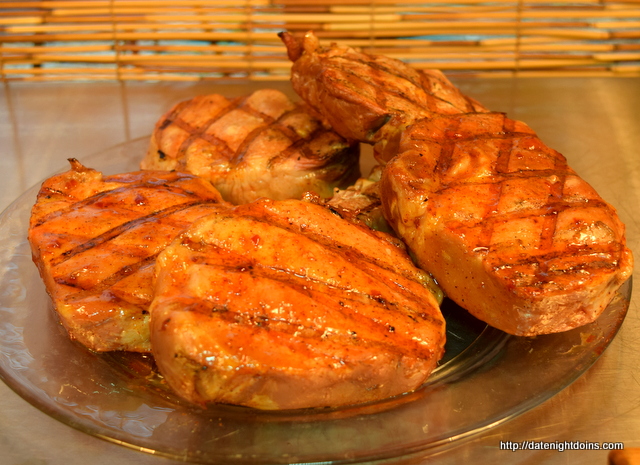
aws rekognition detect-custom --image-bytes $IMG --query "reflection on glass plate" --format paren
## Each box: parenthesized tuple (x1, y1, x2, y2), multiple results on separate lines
(0, 138, 631, 464)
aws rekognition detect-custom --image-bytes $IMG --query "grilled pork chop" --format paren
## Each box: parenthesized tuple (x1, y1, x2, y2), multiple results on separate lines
(28, 159, 228, 352)
(282, 31, 633, 335)
(142, 88, 361, 204)
(381, 113, 633, 335)
(279, 31, 487, 162)
(149, 198, 445, 410)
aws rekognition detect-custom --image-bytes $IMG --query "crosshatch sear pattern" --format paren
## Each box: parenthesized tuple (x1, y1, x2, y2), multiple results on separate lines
(27, 160, 228, 353)
(141, 89, 361, 204)
(381, 111, 633, 335)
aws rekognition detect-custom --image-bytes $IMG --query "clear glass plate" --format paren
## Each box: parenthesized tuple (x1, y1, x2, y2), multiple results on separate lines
(0, 137, 631, 464)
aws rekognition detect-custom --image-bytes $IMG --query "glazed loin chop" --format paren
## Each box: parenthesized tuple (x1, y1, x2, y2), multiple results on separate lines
(382, 113, 632, 335)
(28, 160, 228, 352)
(282, 32, 633, 336)
(280, 31, 487, 163)
(142, 88, 360, 205)
(150, 198, 445, 410)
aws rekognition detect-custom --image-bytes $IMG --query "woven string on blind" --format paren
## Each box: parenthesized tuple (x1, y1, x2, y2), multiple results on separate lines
(1, 0, 639, 81)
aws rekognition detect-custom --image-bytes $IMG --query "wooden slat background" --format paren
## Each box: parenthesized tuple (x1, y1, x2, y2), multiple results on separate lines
(1, 0, 639, 81)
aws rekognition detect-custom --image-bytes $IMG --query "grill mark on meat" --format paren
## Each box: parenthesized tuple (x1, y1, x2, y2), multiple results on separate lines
(427, 132, 542, 148)
(444, 203, 623, 283)
(540, 156, 569, 247)
(479, 182, 502, 250)
(481, 115, 516, 249)
(241, 211, 400, 271)
(428, 114, 618, 281)
(192, 211, 442, 327)
(34, 187, 124, 227)
(180, 242, 438, 358)
(186, 282, 425, 350)
(535, 148, 570, 280)
(64, 290, 148, 323)
(181, 296, 432, 361)
(49, 199, 219, 267)
(434, 116, 461, 179)
(228, 123, 270, 166)
(239, 96, 278, 123)
(369, 63, 392, 113)
(420, 113, 618, 267)
(34, 177, 208, 227)
(29, 163, 226, 353)
(183, 232, 429, 313)
(442, 197, 613, 232)
(362, 57, 423, 89)
(267, 116, 333, 168)
(149, 195, 445, 407)
(272, 109, 308, 141)
(336, 55, 477, 114)
(495, 114, 516, 174)
(268, 136, 312, 169)
(336, 63, 425, 115)
(57, 255, 156, 296)
(228, 94, 287, 166)
(172, 94, 328, 170)
(273, 107, 320, 142)
(155, 103, 237, 166)
(172, 96, 243, 161)
(487, 242, 624, 282)
(492, 241, 625, 268)
(311, 240, 433, 309)
(154, 99, 192, 150)
(194, 132, 236, 161)
(164, 94, 320, 171)
(144, 87, 362, 206)
(426, 169, 593, 200)
(327, 56, 418, 106)
(410, 128, 537, 145)
(229, 105, 312, 167)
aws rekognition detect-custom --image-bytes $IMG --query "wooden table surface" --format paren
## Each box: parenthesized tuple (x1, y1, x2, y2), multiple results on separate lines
(0, 77, 638, 465)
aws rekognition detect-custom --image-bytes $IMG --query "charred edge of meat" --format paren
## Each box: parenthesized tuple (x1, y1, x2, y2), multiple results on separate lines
(278, 31, 303, 62)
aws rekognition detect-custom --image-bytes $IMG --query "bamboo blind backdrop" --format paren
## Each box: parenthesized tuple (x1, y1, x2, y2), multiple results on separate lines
(1, 0, 639, 81)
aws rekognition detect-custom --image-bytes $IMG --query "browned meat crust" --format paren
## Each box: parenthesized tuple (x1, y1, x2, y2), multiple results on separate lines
(150, 198, 445, 409)
(142, 88, 361, 204)
(381, 113, 633, 335)
(280, 31, 487, 162)
(28, 159, 228, 352)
